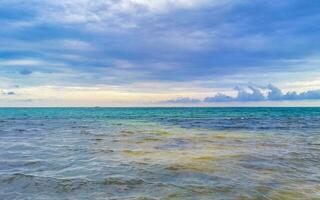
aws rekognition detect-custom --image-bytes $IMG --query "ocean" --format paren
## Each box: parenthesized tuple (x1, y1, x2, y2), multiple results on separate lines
(0, 107, 319, 199)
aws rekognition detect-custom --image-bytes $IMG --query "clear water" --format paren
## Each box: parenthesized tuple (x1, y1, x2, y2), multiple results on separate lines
(0, 108, 319, 199)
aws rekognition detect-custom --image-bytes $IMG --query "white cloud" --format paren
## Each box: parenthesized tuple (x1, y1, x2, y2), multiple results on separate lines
(3, 0, 236, 28)
(149, 30, 212, 52)
(0, 59, 43, 66)
(0, 58, 66, 68)
(161, 97, 201, 104)
(49, 39, 95, 51)
(204, 84, 320, 102)
(0, 38, 94, 53)
(112, 0, 211, 13)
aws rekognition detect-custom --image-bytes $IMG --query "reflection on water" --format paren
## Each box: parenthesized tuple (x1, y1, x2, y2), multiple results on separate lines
(0, 108, 319, 199)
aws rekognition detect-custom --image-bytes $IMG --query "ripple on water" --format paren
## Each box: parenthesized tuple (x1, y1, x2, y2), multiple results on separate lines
(0, 173, 146, 196)
(0, 108, 320, 199)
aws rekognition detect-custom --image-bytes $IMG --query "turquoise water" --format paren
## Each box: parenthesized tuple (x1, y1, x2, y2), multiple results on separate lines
(0, 108, 319, 199)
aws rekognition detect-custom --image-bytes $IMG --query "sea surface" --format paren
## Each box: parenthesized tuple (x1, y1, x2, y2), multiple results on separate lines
(0, 107, 319, 200)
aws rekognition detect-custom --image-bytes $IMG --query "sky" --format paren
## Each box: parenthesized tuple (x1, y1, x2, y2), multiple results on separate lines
(0, 0, 320, 106)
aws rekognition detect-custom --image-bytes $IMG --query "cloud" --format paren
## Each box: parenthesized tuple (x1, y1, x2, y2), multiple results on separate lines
(0, 59, 42, 66)
(0, 0, 214, 28)
(45, 39, 94, 51)
(19, 69, 33, 75)
(1, 0, 320, 107)
(204, 93, 234, 102)
(1, 90, 16, 96)
(267, 84, 320, 101)
(204, 84, 320, 102)
(282, 89, 320, 101)
(235, 85, 265, 102)
(266, 84, 283, 100)
(34, 0, 222, 25)
(162, 97, 201, 104)
(16, 99, 33, 103)
(0, 58, 69, 76)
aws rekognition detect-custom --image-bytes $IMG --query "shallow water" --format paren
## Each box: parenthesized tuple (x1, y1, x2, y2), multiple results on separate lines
(0, 108, 319, 199)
